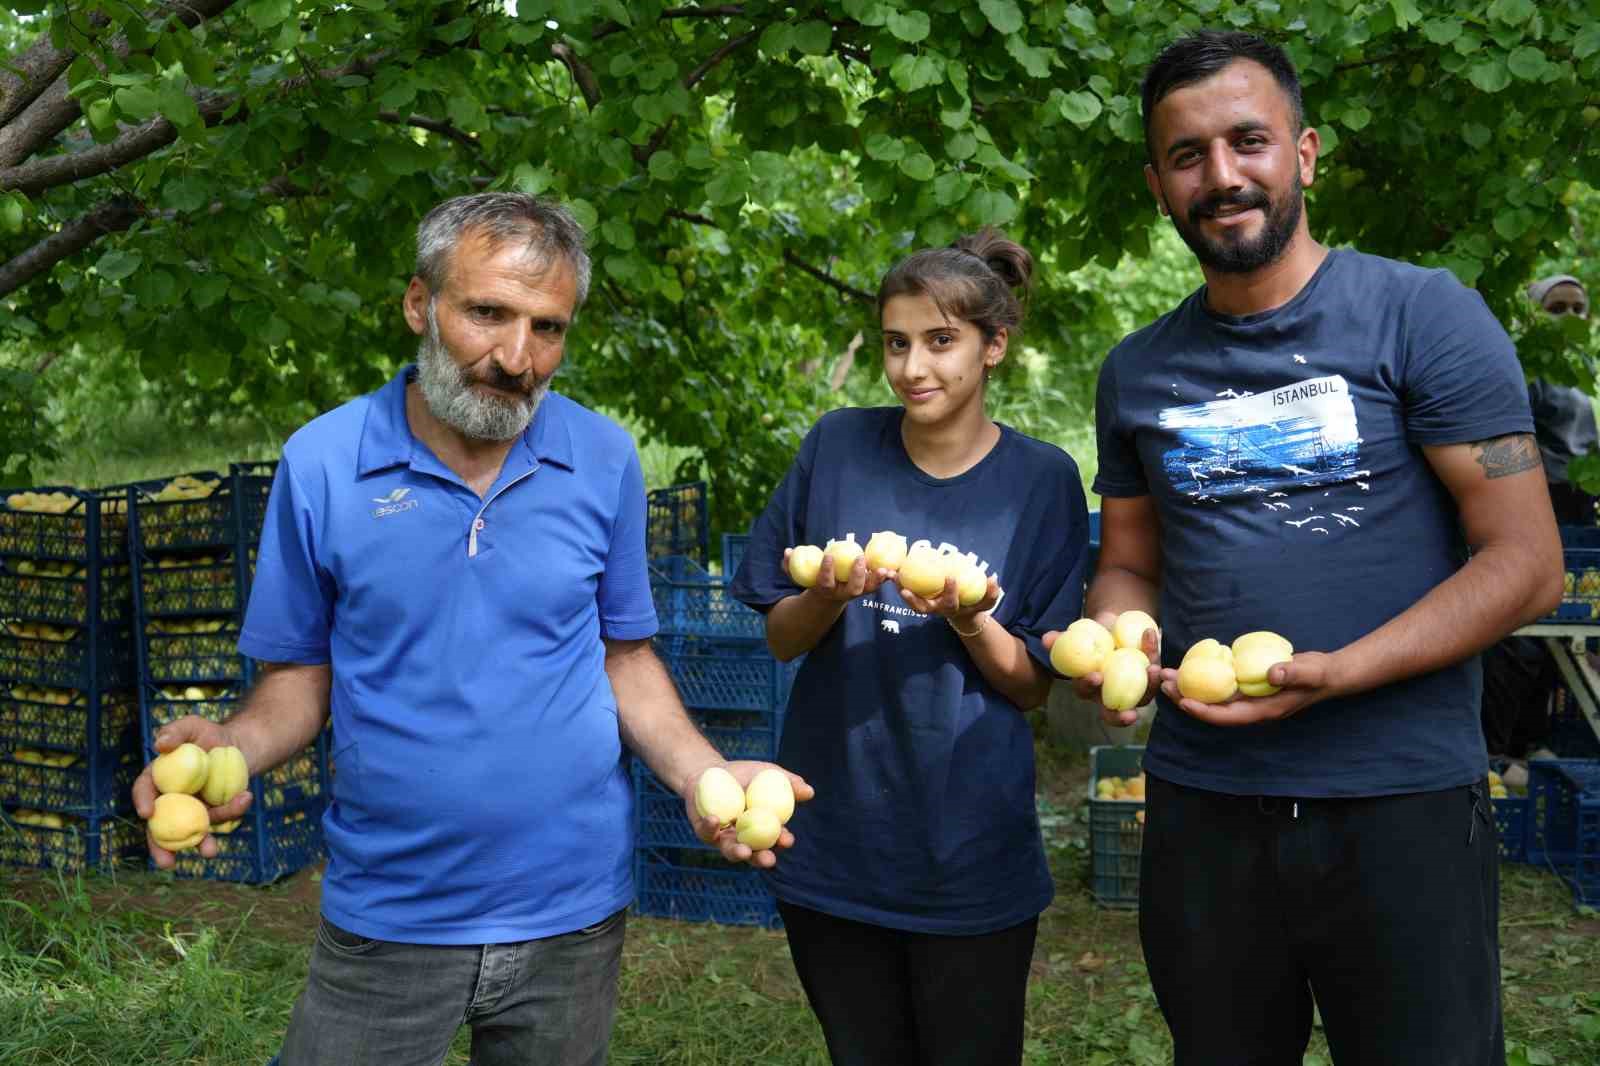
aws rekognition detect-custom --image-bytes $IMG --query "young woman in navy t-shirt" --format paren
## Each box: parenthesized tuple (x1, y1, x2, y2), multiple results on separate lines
(730, 230, 1091, 1065)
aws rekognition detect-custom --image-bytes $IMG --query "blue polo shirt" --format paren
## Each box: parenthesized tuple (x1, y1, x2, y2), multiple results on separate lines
(239, 366, 657, 944)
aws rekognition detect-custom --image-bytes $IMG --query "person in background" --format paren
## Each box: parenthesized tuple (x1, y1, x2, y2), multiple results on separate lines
(730, 228, 1090, 1066)
(1525, 274, 1597, 525)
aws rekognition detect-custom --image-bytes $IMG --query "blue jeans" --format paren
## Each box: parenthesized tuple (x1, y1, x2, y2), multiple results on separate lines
(274, 910, 626, 1066)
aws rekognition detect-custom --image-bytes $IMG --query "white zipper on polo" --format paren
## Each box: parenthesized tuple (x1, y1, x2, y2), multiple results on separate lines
(468, 463, 539, 557)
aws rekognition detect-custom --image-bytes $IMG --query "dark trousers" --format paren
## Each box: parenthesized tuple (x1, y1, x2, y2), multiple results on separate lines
(1139, 774, 1504, 1066)
(776, 900, 1039, 1066)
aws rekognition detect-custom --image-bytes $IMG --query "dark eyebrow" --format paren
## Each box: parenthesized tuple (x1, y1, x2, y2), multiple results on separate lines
(1165, 120, 1273, 161)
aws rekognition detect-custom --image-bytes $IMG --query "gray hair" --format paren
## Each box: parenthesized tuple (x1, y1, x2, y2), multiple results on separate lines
(415, 193, 592, 307)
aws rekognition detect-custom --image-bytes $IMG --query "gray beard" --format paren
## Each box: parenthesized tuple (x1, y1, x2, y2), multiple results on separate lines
(415, 307, 547, 442)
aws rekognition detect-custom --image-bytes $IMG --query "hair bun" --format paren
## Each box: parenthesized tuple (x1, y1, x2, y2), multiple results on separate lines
(951, 226, 1034, 294)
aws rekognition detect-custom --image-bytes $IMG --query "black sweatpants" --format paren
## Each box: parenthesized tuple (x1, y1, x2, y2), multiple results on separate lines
(1139, 773, 1504, 1066)
(775, 900, 1039, 1066)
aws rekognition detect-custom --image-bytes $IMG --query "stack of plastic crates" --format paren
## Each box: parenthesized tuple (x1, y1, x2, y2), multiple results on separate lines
(1525, 758, 1600, 909)
(0, 485, 144, 874)
(1087, 745, 1146, 908)
(636, 552, 793, 929)
(130, 463, 329, 883)
(1549, 526, 1600, 622)
(646, 481, 709, 568)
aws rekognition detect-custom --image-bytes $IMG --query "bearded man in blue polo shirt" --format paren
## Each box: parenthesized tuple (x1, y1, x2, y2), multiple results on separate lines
(131, 192, 812, 1066)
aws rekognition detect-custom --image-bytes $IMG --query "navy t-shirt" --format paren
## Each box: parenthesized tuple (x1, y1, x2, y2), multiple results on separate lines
(730, 407, 1089, 934)
(1094, 249, 1534, 798)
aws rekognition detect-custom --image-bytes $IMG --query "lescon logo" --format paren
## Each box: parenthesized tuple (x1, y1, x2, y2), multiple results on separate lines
(371, 487, 418, 518)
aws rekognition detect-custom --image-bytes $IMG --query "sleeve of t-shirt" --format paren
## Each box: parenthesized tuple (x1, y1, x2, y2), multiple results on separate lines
(1402, 271, 1534, 445)
(238, 458, 334, 665)
(597, 447, 659, 641)
(729, 419, 821, 612)
(1004, 458, 1091, 673)
(1091, 349, 1149, 497)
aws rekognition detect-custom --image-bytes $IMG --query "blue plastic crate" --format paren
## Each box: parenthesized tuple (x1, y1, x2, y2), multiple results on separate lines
(231, 461, 278, 544)
(0, 686, 138, 754)
(137, 553, 246, 615)
(140, 684, 244, 733)
(1493, 794, 1529, 863)
(1550, 526, 1600, 622)
(1525, 758, 1600, 907)
(0, 486, 129, 562)
(1548, 687, 1600, 759)
(1088, 745, 1145, 909)
(0, 810, 143, 874)
(0, 623, 134, 690)
(646, 482, 708, 567)
(633, 846, 782, 929)
(140, 626, 246, 684)
(655, 635, 790, 712)
(649, 556, 765, 640)
(128, 470, 259, 552)
(633, 762, 708, 851)
(0, 745, 139, 816)
(721, 533, 749, 579)
(0, 559, 132, 626)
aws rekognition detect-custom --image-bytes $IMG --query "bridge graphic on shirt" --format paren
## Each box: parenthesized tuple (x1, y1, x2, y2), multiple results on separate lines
(1159, 374, 1363, 500)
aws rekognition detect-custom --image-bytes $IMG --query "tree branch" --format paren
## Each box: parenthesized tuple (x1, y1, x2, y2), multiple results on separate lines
(685, 28, 759, 91)
(782, 250, 872, 302)
(593, 5, 745, 41)
(667, 209, 716, 227)
(0, 196, 139, 296)
(0, 0, 238, 167)
(377, 109, 480, 152)
(551, 41, 601, 109)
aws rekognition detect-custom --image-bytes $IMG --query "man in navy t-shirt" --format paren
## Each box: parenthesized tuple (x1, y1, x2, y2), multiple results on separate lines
(1075, 30, 1563, 1065)
(130, 193, 810, 1066)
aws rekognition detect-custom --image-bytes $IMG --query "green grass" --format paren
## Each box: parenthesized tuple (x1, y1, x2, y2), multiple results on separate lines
(3, 737, 1596, 1066)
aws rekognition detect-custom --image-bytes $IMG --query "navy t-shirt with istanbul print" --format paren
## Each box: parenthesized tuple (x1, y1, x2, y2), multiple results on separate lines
(1094, 249, 1534, 799)
(730, 406, 1089, 934)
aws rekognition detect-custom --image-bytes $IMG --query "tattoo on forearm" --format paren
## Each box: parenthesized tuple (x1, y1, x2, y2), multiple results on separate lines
(1471, 434, 1540, 479)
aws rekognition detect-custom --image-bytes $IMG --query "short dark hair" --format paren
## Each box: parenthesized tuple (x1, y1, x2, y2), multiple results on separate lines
(1141, 31, 1304, 163)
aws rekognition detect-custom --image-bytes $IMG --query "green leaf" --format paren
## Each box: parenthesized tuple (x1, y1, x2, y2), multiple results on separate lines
(85, 97, 116, 133)
(1493, 207, 1534, 239)
(94, 250, 142, 281)
(886, 10, 930, 42)
(890, 53, 944, 92)
(1317, 124, 1341, 154)
(794, 20, 832, 55)
(1421, 18, 1462, 45)
(188, 348, 232, 385)
(749, 150, 787, 185)
(933, 170, 969, 206)
(758, 23, 794, 55)
(1005, 35, 1053, 78)
(114, 85, 161, 122)
(1506, 46, 1547, 81)
(843, 0, 892, 27)
(964, 186, 1017, 225)
(436, 18, 473, 43)
(1461, 122, 1492, 148)
(163, 175, 210, 212)
(705, 166, 749, 206)
(566, 198, 598, 232)
(190, 273, 229, 310)
(600, 218, 635, 251)
(864, 133, 907, 161)
(0, 194, 24, 234)
(1388, 0, 1421, 29)
(133, 269, 179, 307)
(1064, 4, 1097, 35)
(1576, 23, 1600, 60)
(900, 153, 936, 181)
(510, 163, 553, 194)
(1487, 0, 1534, 24)
(246, 0, 293, 30)
(977, 0, 1023, 34)
(945, 130, 978, 160)
(1058, 90, 1102, 127)
(1468, 59, 1512, 93)
(1342, 105, 1371, 131)
(647, 151, 680, 181)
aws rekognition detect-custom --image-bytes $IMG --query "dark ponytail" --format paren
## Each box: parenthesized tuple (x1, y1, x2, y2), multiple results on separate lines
(876, 226, 1034, 340)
